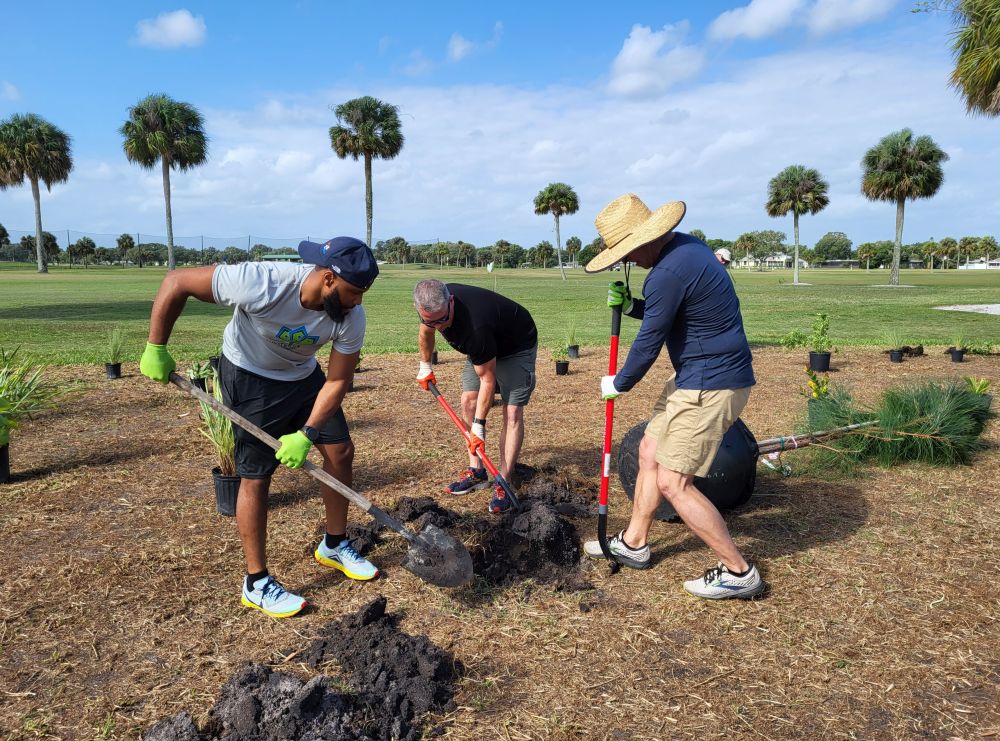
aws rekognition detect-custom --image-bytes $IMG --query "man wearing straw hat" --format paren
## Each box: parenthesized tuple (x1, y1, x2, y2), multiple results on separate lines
(582, 194, 764, 600)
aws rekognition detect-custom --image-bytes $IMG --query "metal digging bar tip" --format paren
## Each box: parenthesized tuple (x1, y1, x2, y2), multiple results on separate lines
(597, 286, 624, 573)
(169, 372, 473, 588)
(424, 380, 522, 512)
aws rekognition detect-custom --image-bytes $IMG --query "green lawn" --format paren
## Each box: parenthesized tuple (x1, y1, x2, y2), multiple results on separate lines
(0, 262, 997, 364)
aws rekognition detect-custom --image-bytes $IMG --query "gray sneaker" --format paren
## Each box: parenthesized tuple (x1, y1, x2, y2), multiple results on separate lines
(683, 563, 765, 600)
(583, 531, 650, 570)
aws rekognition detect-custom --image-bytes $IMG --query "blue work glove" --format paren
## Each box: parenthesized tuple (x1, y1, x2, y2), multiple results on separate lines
(607, 282, 632, 313)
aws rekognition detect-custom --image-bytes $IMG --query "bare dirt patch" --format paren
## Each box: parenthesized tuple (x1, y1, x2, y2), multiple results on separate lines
(1, 347, 999, 739)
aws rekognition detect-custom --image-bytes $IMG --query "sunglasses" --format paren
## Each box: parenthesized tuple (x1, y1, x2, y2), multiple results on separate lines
(419, 296, 453, 327)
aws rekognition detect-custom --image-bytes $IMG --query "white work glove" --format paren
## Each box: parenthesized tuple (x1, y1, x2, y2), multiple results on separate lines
(416, 360, 436, 391)
(471, 422, 486, 441)
(601, 374, 622, 400)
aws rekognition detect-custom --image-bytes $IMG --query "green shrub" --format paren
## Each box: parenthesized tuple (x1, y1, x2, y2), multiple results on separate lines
(199, 370, 236, 476)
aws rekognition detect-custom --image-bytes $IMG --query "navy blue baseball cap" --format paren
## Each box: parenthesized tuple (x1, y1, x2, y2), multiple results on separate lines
(298, 236, 379, 289)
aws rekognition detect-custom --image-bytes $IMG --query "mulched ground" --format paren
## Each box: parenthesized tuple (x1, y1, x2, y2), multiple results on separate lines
(1, 347, 998, 739)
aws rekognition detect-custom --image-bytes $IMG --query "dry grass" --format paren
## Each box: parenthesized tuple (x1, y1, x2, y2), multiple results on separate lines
(1, 347, 998, 740)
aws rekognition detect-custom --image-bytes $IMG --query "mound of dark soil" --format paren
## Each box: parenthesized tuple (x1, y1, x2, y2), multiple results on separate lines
(345, 468, 595, 591)
(300, 595, 459, 736)
(145, 597, 458, 741)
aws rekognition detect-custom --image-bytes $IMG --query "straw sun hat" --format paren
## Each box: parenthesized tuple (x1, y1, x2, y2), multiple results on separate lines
(584, 193, 686, 273)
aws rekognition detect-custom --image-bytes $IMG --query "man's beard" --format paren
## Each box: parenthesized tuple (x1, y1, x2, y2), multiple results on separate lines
(323, 290, 350, 321)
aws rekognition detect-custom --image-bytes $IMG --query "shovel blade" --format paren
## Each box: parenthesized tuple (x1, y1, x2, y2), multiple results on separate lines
(401, 523, 473, 588)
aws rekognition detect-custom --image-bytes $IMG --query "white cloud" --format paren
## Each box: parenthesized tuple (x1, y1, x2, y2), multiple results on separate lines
(132, 10, 206, 49)
(448, 34, 474, 62)
(4, 42, 995, 249)
(1, 81, 19, 100)
(709, 0, 805, 40)
(447, 21, 503, 63)
(402, 50, 435, 77)
(607, 23, 704, 97)
(806, 0, 898, 35)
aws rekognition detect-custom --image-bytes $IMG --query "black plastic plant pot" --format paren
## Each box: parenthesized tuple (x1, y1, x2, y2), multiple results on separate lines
(0, 444, 9, 485)
(555, 360, 569, 376)
(105, 362, 122, 379)
(431, 351, 439, 364)
(808, 352, 831, 372)
(950, 349, 966, 363)
(209, 356, 220, 372)
(567, 345, 580, 359)
(213, 467, 240, 516)
(192, 377, 207, 392)
(889, 350, 903, 363)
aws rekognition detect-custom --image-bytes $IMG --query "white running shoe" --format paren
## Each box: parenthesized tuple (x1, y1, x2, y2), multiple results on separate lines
(241, 575, 307, 618)
(583, 530, 650, 570)
(315, 537, 379, 581)
(683, 563, 765, 600)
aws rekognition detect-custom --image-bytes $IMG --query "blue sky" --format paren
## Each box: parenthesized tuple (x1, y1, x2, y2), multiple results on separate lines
(1, 1, 996, 250)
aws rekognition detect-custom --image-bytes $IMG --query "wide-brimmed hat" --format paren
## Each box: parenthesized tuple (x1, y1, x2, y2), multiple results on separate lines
(585, 194, 686, 273)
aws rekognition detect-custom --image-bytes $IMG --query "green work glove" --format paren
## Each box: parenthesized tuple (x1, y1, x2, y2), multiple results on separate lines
(607, 282, 632, 313)
(275, 431, 312, 469)
(139, 342, 176, 384)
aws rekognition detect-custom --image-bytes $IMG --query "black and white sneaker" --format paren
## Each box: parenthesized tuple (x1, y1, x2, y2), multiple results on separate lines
(683, 563, 765, 600)
(583, 530, 650, 570)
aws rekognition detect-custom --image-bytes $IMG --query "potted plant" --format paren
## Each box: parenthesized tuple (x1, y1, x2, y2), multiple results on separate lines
(566, 318, 580, 359)
(948, 335, 967, 363)
(188, 362, 213, 392)
(0, 348, 64, 484)
(808, 313, 833, 372)
(887, 331, 904, 364)
(553, 347, 570, 376)
(801, 366, 830, 427)
(208, 344, 223, 373)
(199, 371, 239, 516)
(106, 323, 126, 379)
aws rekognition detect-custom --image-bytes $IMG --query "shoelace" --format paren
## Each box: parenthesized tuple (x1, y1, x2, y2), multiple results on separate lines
(260, 577, 287, 602)
(338, 541, 363, 562)
(461, 468, 481, 481)
(703, 565, 726, 585)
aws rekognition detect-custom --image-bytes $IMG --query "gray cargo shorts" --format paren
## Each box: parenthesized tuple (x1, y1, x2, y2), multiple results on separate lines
(461, 345, 537, 406)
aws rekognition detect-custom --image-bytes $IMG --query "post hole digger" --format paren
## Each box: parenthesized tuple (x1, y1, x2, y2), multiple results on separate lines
(423, 380, 522, 513)
(596, 284, 624, 573)
(169, 372, 473, 588)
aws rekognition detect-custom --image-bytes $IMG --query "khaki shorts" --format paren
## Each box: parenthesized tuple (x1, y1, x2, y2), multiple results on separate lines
(645, 374, 751, 477)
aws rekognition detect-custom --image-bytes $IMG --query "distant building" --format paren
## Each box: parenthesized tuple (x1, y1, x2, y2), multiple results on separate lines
(264, 253, 301, 262)
(958, 257, 1000, 270)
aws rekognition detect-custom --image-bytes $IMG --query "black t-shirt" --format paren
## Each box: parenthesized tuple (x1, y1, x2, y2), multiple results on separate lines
(440, 284, 537, 365)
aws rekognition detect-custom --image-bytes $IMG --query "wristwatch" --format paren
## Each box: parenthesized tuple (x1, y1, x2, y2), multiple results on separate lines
(301, 425, 320, 443)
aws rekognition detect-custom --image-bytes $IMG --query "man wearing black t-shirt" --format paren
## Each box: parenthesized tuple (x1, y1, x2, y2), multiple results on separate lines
(413, 279, 537, 514)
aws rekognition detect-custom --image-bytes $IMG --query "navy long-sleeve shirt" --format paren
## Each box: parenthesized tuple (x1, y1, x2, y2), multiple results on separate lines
(615, 232, 755, 392)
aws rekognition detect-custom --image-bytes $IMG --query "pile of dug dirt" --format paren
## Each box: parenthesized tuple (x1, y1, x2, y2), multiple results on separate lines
(346, 466, 596, 590)
(145, 597, 458, 741)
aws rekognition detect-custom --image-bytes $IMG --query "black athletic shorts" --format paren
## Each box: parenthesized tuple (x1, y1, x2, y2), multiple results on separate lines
(218, 354, 351, 479)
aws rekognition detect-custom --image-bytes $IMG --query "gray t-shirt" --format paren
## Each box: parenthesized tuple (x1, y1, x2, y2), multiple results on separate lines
(212, 262, 365, 381)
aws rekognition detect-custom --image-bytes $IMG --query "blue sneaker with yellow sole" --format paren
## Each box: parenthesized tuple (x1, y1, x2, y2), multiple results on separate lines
(241, 575, 307, 618)
(315, 537, 379, 580)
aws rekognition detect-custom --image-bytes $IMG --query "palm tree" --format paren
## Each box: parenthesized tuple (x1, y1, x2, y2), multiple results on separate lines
(861, 128, 949, 286)
(330, 96, 404, 250)
(533, 183, 579, 281)
(120, 94, 208, 271)
(734, 233, 756, 271)
(564, 236, 581, 267)
(949, 0, 1000, 116)
(980, 235, 998, 266)
(0, 113, 73, 273)
(765, 165, 829, 285)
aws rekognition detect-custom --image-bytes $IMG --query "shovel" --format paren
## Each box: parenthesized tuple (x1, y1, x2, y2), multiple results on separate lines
(424, 380, 522, 512)
(169, 372, 473, 588)
(596, 287, 624, 572)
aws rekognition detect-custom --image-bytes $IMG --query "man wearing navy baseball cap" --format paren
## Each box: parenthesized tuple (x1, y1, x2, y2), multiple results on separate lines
(138, 236, 380, 619)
